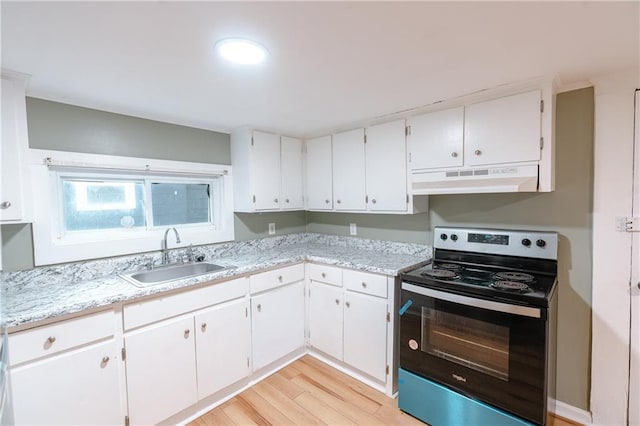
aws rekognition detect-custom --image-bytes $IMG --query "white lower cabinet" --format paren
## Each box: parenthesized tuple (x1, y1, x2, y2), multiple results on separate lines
(10, 340, 122, 425)
(195, 298, 250, 399)
(251, 281, 305, 371)
(308, 281, 343, 360)
(343, 291, 388, 382)
(307, 264, 391, 385)
(125, 315, 198, 426)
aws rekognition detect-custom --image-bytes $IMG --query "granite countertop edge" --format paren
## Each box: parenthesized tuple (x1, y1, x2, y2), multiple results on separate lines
(2, 237, 431, 330)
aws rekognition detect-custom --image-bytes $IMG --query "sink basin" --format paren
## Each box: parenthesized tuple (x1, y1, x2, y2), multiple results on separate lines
(121, 262, 233, 287)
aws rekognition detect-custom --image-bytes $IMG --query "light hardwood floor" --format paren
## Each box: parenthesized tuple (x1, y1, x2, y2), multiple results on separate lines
(189, 355, 579, 426)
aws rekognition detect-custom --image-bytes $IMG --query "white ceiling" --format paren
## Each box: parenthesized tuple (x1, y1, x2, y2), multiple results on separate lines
(2, 1, 639, 138)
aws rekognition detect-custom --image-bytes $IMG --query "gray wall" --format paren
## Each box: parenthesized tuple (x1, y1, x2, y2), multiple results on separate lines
(25, 98, 231, 164)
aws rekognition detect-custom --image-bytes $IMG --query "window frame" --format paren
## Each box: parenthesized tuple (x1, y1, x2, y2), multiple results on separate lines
(29, 149, 234, 266)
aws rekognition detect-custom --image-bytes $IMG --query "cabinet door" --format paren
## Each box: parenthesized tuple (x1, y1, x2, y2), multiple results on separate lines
(407, 106, 464, 170)
(195, 298, 250, 399)
(251, 281, 305, 371)
(308, 281, 343, 360)
(125, 316, 197, 425)
(280, 136, 304, 210)
(10, 340, 121, 425)
(305, 136, 333, 210)
(465, 90, 541, 166)
(343, 291, 388, 382)
(333, 128, 366, 211)
(365, 120, 408, 212)
(251, 131, 281, 210)
(1, 77, 27, 221)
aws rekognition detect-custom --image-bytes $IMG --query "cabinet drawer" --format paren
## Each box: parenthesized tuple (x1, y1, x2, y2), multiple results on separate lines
(124, 277, 248, 331)
(250, 263, 304, 294)
(308, 263, 342, 287)
(343, 269, 387, 298)
(9, 310, 115, 366)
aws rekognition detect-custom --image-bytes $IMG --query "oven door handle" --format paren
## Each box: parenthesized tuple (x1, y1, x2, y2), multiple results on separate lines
(402, 282, 541, 319)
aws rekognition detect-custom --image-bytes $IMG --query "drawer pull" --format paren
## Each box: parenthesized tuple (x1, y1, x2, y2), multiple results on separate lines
(101, 356, 110, 364)
(184, 329, 190, 338)
(345, 302, 351, 308)
(335, 299, 340, 305)
(201, 323, 207, 332)
(257, 304, 262, 312)
(321, 272, 326, 278)
(278, 275, 283, 282)
(46, 336, 56, 345)
(361, 282, 367, 288)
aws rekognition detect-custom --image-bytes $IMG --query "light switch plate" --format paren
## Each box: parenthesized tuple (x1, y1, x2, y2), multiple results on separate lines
(349, 223, 357, 236)
(268, 223, 275, 235)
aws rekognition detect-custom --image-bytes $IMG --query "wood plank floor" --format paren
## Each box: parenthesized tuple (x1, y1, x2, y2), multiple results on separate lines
(189, 355, 579, 426)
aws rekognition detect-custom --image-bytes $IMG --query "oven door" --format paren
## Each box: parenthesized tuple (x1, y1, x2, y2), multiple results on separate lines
(400, 282, 548, 425)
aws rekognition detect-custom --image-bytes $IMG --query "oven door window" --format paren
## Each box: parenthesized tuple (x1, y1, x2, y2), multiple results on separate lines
(422, 307, 509, 380)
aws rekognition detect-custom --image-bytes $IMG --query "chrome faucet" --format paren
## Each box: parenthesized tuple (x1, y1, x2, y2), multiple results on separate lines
(161, 227, 181, 265)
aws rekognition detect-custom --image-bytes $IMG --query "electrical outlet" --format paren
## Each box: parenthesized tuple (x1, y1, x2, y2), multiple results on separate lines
(268, 223, 276, 235)
(349, 223, 357, 236)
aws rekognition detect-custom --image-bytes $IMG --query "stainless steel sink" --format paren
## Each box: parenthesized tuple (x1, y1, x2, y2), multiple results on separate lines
(121, 262, 233, 287)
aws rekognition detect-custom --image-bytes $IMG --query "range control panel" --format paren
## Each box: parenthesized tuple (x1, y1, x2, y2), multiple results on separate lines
(434, 227, 558, 260)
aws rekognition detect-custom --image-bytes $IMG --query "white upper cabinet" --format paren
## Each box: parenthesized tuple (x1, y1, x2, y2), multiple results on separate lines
(231, 128, 304, 212)
(407, 107, 464, 170)
(251, 131, 281, 210)
(465, 90, 541, 166)
(332, 128, 366, 211)
(1, 74, 31, 223)
(305, 135, 333, 210)
(280, 136, 304, 210)
(365, 120, 408, 212)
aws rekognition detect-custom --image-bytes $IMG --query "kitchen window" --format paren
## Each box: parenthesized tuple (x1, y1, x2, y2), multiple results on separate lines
(29, 150, 235, 265)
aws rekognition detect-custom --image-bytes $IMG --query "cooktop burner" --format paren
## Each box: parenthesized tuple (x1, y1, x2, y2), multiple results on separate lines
(437, 263, 463, 271)
(420, 269, 458, 279)
(490, 280, 531, 292)
(494, 271, 535, 282)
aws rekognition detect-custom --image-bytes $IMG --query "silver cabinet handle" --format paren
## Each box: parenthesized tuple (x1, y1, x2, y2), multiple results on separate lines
(102, 356, 110, 364)
(0, 201, 11, 209)
(257, 304, 262, 312)
(371, 199, 377, 204)
(274, 198, 278, 203)
(361, 282, 367, 288)
(335, 299, 340, 305)
(285, 199, 290, 203)
(345, 301, 351, 308)
(637, 282, 640, 290)
(325, 199, 330, 204)
(201, 323, 207, 332)
(451, 152, 458, 158)
(321, 272, 326, 278)
(474, 149, 482, 156)
(278, 275, 283, 282)
(47, 336, 56, 344)
(184, 329, 190, 338)
(337, 199, 341, 204)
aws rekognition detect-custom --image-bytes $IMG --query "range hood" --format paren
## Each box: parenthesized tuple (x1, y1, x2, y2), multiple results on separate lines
(411, 164, 539, 195)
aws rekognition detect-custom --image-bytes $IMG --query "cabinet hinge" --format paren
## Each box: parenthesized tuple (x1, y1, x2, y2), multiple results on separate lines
(125, 416, 130, 426)
(247, 357, 250, 368)
(121, 347, 126, 361)
(387, 312, 391, 322)
(540, 137, 544, 150)
(540, 100, 544, 113)
(245, 307, 248, 317)
(364, 134, 367, 144)
(252, 195, 256, 203)
(405, 125, 412, 136)
(386, 365, 390, 375)
(251, 137, 254, 146)
(408, 152, 412, 163)
(406, 194, 409, 204)
(365, 195, 369, 203)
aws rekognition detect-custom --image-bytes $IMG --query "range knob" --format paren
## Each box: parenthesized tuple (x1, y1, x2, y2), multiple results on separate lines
(440, 233, 448, 241)
(521, 238, 531, 247)
(451, 234, 458, 242)
(536, 239, 546, 248)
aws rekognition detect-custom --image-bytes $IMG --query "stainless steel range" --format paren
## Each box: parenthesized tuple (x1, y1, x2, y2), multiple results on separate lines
(398, 227, 558, 426)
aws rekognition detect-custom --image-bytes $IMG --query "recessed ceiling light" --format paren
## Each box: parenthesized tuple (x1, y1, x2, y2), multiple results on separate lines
(215, 38, 268, 65)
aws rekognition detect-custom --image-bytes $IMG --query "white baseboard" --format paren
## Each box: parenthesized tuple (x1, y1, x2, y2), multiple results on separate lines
(552, 399, 593, 425)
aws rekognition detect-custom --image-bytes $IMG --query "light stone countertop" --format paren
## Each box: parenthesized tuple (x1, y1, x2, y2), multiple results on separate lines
(1, 234, 431, 330)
